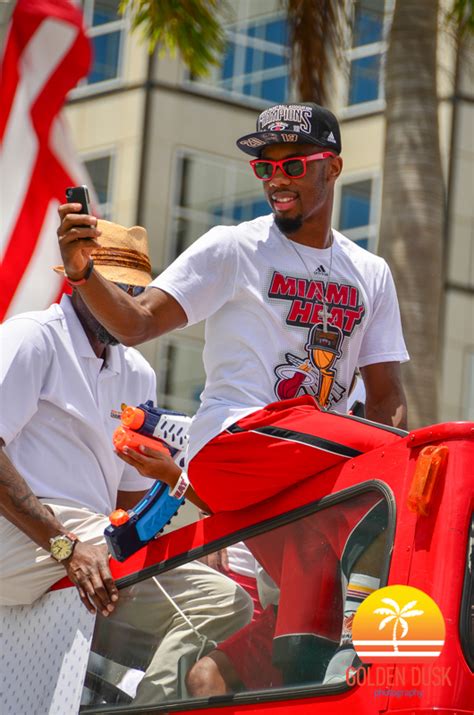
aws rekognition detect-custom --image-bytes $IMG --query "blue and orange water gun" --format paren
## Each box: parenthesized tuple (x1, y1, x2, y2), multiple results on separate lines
(105, 401, 192, 561)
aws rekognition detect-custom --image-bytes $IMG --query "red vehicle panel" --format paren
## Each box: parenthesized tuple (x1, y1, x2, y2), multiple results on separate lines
(47, 422, 474, 713)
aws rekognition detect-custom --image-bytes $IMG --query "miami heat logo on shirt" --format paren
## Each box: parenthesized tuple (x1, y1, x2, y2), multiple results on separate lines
(268, 271, 365, 407)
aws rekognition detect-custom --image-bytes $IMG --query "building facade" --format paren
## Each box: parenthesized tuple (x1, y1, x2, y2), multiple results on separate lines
(8, 0, 472, 423)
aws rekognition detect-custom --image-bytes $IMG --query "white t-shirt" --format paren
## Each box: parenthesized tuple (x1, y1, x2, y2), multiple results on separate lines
(152, 214, 408, 464)
(0, 295, 156, 516)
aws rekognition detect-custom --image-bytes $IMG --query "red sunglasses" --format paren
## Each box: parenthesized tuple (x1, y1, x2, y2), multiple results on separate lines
(250, 151, 336, 181)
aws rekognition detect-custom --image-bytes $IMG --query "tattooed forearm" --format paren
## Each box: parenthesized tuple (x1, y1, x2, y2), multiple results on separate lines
(0, 470, 51, 520)
(0, 439, 65, 549)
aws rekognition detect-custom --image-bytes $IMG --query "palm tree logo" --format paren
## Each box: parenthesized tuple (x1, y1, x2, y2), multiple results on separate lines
(373, 597, 424, 653)
(352, 585, 445, 663)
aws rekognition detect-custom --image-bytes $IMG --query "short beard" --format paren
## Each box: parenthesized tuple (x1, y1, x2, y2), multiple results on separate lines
(274, 213, 303, 236)
(95, 324, 120, 346)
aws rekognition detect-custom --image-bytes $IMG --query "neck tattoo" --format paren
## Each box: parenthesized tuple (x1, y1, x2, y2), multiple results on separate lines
(286, 232, 334, 331)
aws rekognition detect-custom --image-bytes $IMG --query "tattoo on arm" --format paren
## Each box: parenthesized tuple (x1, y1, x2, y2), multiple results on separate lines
(0, 439, 62, 547)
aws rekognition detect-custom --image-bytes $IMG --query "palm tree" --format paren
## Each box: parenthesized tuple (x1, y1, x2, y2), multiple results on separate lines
(286, 0, 472, 429)
(374, 597, 424, 652)
(376, 0, 445, 428)
(279, 0, 473, 427)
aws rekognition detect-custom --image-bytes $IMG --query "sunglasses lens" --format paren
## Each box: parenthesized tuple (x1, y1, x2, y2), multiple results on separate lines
(115, 283, 145, 297)
(254, 161, 274, 180)
(282, 159, 305, 177)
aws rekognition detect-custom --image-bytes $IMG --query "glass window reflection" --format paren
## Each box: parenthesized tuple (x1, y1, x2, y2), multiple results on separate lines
(80, 0, 125, 86)
(348, 55, 382, 105)
(337, 178, 378, 252)
(347, 0, 387, 109)
(189, 15, 289, 104)
(81, 488, 390, 708)
(353, 0, 385, 46)
(159, 340, 206, 415)
(340, 180, 372, 231)
(84, 154, 113, 218)
(171, 152, 266, 257)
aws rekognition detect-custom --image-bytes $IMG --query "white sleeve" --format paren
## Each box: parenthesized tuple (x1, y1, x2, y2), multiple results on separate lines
(150, 226, 240, 326)
(0, 319, 51, 445)
(357, 262, 409, 367)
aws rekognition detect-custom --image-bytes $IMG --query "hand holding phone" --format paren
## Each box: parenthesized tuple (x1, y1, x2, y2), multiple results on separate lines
(65, 185, 92, 228)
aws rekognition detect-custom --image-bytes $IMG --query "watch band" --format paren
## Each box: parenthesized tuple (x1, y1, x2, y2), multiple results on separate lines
(64, 531, 78, 543)
(65, 258, 94, 287)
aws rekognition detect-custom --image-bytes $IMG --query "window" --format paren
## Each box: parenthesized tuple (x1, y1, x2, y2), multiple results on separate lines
(157, 338, 206, 416)
(460, 513, 474, 670)
(335, 175, 381, 251)
(346, 0, 390, 112)
(159, 151, 267, 412)
(189, 15, 290, 105)
(463, 351, 474, 421)
(170, 151, 267, 259)
(80, 0, 126, 87)
(84, 153, 114, 218)
(81, 487, 391, 708)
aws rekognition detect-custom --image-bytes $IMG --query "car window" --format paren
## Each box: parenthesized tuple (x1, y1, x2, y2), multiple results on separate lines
(80, 487, 392, 711)
(460, 512, 474, 670)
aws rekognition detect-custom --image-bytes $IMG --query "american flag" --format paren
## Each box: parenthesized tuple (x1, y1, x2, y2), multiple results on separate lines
(0, 0, 92, 320)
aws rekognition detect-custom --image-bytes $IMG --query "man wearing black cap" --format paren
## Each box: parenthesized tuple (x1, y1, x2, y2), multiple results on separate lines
(58, 101, 408, 509)
(57, 101, 408, 683)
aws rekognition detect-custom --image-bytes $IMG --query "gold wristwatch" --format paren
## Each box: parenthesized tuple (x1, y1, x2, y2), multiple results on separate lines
(49, 532, 78, 561)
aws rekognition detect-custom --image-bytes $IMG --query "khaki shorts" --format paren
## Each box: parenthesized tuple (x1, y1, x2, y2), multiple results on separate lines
(0, 499, 108, 606)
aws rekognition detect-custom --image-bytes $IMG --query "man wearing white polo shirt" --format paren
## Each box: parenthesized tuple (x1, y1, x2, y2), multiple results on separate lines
(0, 220, 252, 704)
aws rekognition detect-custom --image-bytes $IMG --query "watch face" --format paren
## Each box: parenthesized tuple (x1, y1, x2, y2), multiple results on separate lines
(50, 535, 74, 560)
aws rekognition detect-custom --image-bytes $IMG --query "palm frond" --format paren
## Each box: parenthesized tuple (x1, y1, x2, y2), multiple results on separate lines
(446, 0, 474, 37)
(119, 0, 230, 77)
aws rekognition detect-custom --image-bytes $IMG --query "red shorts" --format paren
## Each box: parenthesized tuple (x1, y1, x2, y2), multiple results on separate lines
(190, 396, 399, 649)
(246, 491, 385, 642)
(189, 395, 401, 513)
(217, 605, 282, 690)
(217, 495, 386, 683)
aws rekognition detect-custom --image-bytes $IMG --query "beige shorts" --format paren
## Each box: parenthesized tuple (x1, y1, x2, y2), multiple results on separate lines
(0, 499, 109, 606)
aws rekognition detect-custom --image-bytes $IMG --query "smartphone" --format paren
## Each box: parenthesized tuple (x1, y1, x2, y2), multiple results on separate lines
(65, 185, 91, 227)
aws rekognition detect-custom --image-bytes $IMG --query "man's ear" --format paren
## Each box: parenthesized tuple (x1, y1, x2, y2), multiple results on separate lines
(328, 155, 343, 182)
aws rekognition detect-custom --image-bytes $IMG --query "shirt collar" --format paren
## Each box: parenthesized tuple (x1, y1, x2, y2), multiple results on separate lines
(59, 294, 122, 374)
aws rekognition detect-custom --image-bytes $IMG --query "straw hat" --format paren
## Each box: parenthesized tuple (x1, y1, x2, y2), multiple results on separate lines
(54, 220, 152, 287)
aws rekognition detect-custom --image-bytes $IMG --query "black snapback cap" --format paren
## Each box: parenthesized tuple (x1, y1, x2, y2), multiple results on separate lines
(236, 102, 341, 157)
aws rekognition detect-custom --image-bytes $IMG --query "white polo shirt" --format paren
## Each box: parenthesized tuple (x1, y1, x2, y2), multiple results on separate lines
(0, 295, 156, 516)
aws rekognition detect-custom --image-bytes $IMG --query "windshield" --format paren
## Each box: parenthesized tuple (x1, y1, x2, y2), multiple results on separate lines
(80, 486, 391, 711)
